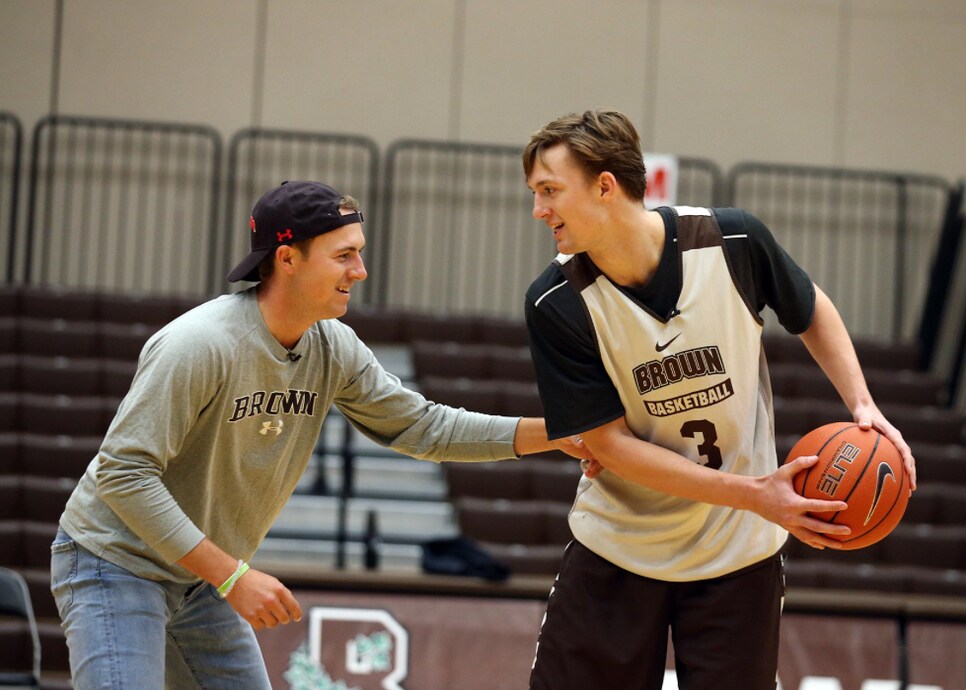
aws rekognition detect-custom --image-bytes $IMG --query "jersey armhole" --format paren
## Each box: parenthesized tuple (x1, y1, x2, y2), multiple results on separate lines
(711, 210, 765, 327)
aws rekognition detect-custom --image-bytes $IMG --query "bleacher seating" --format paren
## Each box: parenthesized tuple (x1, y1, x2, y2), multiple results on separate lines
(443, 459, 583, 575)
(402, 313, 966, 594)
(444, 459, 582, 504)
(0, 284, 204, 689)
(0, 288, 544, 685)
(453, 497, 573, 576)
(0, 283, 963, 686)
(340, 305, 533, 348)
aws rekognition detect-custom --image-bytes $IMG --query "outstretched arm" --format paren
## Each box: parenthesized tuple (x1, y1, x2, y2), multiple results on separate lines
(797, 285, 917, 490)
(513, 417, 596, 462)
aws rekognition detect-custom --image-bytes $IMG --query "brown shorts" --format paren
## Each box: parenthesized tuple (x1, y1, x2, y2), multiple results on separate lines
(530, 540, 785, 690)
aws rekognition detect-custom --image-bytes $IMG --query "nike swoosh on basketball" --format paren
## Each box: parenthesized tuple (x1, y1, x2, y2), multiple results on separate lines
(864, 462, 896, 526)
(655, 334, 681, 353)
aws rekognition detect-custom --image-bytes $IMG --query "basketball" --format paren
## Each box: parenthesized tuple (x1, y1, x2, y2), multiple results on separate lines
(784, 422, 909, 550)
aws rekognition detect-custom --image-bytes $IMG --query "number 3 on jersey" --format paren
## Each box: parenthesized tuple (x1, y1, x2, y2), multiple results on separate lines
(680, 419, 723, 470)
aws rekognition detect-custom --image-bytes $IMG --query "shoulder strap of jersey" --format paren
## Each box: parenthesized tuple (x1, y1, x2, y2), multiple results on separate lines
(555, 252, 600, 292)
(672, 206, 724, 252)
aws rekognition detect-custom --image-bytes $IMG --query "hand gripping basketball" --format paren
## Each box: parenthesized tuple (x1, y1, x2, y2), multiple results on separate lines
(757, 455, 851, 549)
(783, 422, 910, 550)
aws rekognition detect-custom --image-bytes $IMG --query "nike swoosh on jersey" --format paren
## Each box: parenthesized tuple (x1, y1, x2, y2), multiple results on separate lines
(655, 333, 682, 353)
(864, 462, 896, 526)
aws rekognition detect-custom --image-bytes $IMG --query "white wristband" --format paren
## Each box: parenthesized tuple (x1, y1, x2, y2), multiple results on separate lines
(217, 559, 250, 599)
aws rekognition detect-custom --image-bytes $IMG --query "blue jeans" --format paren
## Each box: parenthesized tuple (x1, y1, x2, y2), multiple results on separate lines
(50, 528, 272, 690)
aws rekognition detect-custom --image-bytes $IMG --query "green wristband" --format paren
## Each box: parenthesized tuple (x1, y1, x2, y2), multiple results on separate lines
(217, 560, 250, 598)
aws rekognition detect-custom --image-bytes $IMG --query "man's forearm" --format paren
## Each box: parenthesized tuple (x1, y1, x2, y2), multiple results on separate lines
(512, 417, 554, 456)
(176, 537, 240, 588)
(797, 285, 872, 414)
(582, 416, 759, 509)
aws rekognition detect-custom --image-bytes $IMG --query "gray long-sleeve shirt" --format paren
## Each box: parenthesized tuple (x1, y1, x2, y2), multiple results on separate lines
(60, 289, 519, 582)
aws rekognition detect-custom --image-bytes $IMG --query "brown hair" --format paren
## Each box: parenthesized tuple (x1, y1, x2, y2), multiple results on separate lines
(257, 194, 362, 281)
(523, 110, 647, 201)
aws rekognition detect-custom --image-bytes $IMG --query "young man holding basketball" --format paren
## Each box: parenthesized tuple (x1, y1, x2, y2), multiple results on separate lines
(522, 110, 916, 689)
(50, 180, 593, 689)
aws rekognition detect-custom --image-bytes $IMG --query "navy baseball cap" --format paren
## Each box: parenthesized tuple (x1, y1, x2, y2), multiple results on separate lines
(227, 180, 364, 282)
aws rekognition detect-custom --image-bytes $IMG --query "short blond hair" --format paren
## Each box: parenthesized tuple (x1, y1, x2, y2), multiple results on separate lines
(523, 110, 647, 201)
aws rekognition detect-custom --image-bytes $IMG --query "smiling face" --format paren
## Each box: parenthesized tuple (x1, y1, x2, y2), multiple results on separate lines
(288, 217, 367, 321)
(527, 143, 606, 255)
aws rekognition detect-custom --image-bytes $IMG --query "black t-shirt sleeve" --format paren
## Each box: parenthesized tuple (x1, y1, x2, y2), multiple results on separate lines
(717, 208, 816, 334)
(524, 270, 625, 440)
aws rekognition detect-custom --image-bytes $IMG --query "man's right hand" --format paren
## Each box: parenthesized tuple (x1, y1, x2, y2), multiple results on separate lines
(752, 455, 851, 550)
(225, 567, 302, 630)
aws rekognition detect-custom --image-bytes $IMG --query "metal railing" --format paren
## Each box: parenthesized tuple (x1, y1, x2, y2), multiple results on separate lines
(23, 115, 222, 294)
(728, 163, 952, 343)
(937, 184, 966, 412)
(223, 128, 380, 300)
(675, 155, 727, 208)
(377, 139, 725, 317)
(1, 112, 963, 577)
(0, 112, 23, 283)
(377, 139, 542, 317)
(0, 112, 958, 362)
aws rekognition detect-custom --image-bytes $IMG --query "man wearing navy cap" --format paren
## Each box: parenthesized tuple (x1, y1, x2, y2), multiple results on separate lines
(51, 181, 592, 689)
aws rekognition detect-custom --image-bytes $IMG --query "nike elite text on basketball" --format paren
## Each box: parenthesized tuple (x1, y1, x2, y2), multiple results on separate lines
(817, 441, 861, 497)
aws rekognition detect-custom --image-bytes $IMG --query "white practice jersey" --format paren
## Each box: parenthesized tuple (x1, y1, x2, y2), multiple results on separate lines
(554, 207, 788, 581)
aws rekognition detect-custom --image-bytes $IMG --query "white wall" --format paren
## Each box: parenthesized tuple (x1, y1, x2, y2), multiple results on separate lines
(1, 0, 964, 181)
